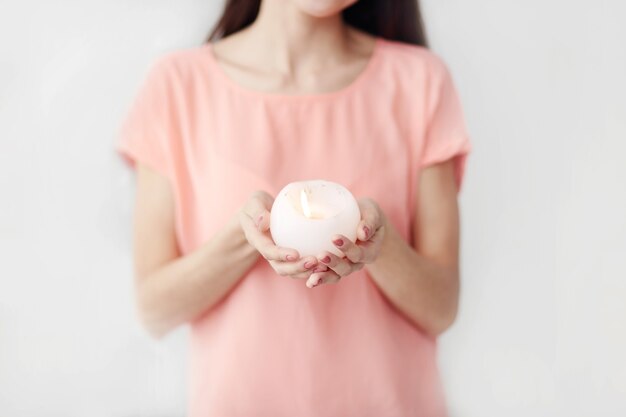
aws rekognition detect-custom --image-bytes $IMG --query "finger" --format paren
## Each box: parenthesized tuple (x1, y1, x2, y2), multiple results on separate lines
(356, 226, 386, 263)
(357, 198, 382, 241)
(271, 256, 319, 276)
(310, 264, 328, 273)
(278, 264, 328, 279)
(290, 264, 327, 280)
(257, 210, 271, 232)
(306, 270, 341, 288)
(240, 214, 299, 261)
(332, 235, 364, 263)
(317, 251, 352, 277)
(242, 191, 273, 231)
(270, 260, 307, 278)
(291, 271, 313, 280)
(248, 190, 274, 211)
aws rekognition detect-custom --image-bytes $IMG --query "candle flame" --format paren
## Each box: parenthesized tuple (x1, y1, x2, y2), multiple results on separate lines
(300, 189, 312, 218)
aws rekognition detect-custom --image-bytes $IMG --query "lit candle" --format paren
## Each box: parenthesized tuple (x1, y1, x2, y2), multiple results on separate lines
(270, 180, 361, 257)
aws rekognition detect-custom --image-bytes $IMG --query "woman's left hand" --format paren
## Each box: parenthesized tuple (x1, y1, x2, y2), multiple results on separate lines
(307, 198, 386, 288)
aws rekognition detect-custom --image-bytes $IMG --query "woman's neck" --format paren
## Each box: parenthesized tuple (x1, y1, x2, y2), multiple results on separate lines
(248, 0, 352, 74)
(210, 1, 376, 94)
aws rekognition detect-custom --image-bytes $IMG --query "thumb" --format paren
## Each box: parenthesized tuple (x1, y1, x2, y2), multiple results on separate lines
(244, 191, 274, 231)
(256, 208, 271, 232)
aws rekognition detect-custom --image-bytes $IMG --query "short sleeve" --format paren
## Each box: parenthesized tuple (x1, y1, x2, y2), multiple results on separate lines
(115, 56, 175, 178)
(420, 54, 472, 191)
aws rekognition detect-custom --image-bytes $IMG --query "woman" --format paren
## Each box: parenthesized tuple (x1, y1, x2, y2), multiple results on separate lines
(116, 0, 472, 415)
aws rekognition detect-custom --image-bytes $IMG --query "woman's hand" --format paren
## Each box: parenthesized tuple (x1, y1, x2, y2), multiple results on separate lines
(239, 191, 328, 279)
(307, 198, 386, 288)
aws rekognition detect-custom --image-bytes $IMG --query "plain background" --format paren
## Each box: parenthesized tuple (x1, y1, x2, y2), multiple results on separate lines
(1, 0, 625, 416)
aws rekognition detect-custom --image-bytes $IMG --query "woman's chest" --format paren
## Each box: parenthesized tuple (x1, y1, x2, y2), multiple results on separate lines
(176, 96, 416, 251)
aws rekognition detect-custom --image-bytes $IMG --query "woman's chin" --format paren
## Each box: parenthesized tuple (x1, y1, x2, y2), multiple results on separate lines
(295, 0, 357, 18)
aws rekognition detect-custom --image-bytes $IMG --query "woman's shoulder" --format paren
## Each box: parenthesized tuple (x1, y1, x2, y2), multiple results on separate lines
(375, 38, 452, 81)
(140, 44, 213, 86)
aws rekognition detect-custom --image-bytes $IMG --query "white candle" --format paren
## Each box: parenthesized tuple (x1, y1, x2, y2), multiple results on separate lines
(270, 180, 361, 257)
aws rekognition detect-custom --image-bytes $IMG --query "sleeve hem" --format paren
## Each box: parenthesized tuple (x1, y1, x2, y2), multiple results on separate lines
(115, 139, 170, 180)
(419, 135, 472, 192)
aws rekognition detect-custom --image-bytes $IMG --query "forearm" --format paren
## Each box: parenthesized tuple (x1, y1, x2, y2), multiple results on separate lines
(365, 217, 460, 336)
(136, 214, 259, 338)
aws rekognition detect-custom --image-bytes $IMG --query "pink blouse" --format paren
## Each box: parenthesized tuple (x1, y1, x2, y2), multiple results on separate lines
(116, 37, 472, 417)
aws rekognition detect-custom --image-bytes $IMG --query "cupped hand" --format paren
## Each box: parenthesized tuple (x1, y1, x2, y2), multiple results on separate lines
(307, 198, 386, 288)
(239, 191, 328, 279)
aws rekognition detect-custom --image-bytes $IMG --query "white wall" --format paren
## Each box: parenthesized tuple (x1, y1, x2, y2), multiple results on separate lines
(429, 1, 626, 416)
(1, 1, 624, 416)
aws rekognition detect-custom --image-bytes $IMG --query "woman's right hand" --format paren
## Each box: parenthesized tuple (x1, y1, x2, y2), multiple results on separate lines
(238, 191, 327, 279)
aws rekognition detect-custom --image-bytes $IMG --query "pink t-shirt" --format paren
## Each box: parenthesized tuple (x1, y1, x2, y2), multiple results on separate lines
(116, 37, 471, 417)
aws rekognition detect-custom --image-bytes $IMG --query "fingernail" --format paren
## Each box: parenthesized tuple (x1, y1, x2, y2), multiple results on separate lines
(313, 266, 326, 272)
(313, 277, 322, 287)
(363, 226, 370, 239)
(333, 238, 344, 247)
(321, 256, 331, 264)
(304, 261, 316, 269)
(256, 214, 264, 226)
(286, 254, 296, 261)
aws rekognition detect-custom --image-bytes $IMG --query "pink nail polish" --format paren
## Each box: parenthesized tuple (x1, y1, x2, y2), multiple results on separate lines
(286, 254, 296, 261)
(333, 238, 344, 247)
(304, 261, 316, 269)
(363, 226, 370, 239)
(321, 256, 331, 264)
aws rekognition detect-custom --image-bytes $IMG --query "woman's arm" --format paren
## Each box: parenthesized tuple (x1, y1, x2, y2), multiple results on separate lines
(366, 159, 461, 336)
(131, 164, 260, 338)
(311, 158, 462, 336)
(131, 164, 324, 338)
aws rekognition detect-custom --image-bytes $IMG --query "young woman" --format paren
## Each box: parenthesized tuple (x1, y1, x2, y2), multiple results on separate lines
(116, 0, 472, 415)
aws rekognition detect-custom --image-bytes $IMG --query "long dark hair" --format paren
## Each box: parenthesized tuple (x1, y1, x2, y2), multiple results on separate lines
(208, 0, 428, 47)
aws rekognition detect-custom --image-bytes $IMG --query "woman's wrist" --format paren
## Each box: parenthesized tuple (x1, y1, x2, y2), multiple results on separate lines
(220, 212, 259, 258)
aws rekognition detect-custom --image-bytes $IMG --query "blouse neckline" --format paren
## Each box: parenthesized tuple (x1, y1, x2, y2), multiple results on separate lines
(204, 37, 383, 102)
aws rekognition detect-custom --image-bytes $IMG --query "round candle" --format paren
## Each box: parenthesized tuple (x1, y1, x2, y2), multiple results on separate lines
(270, 180, 361, 257)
